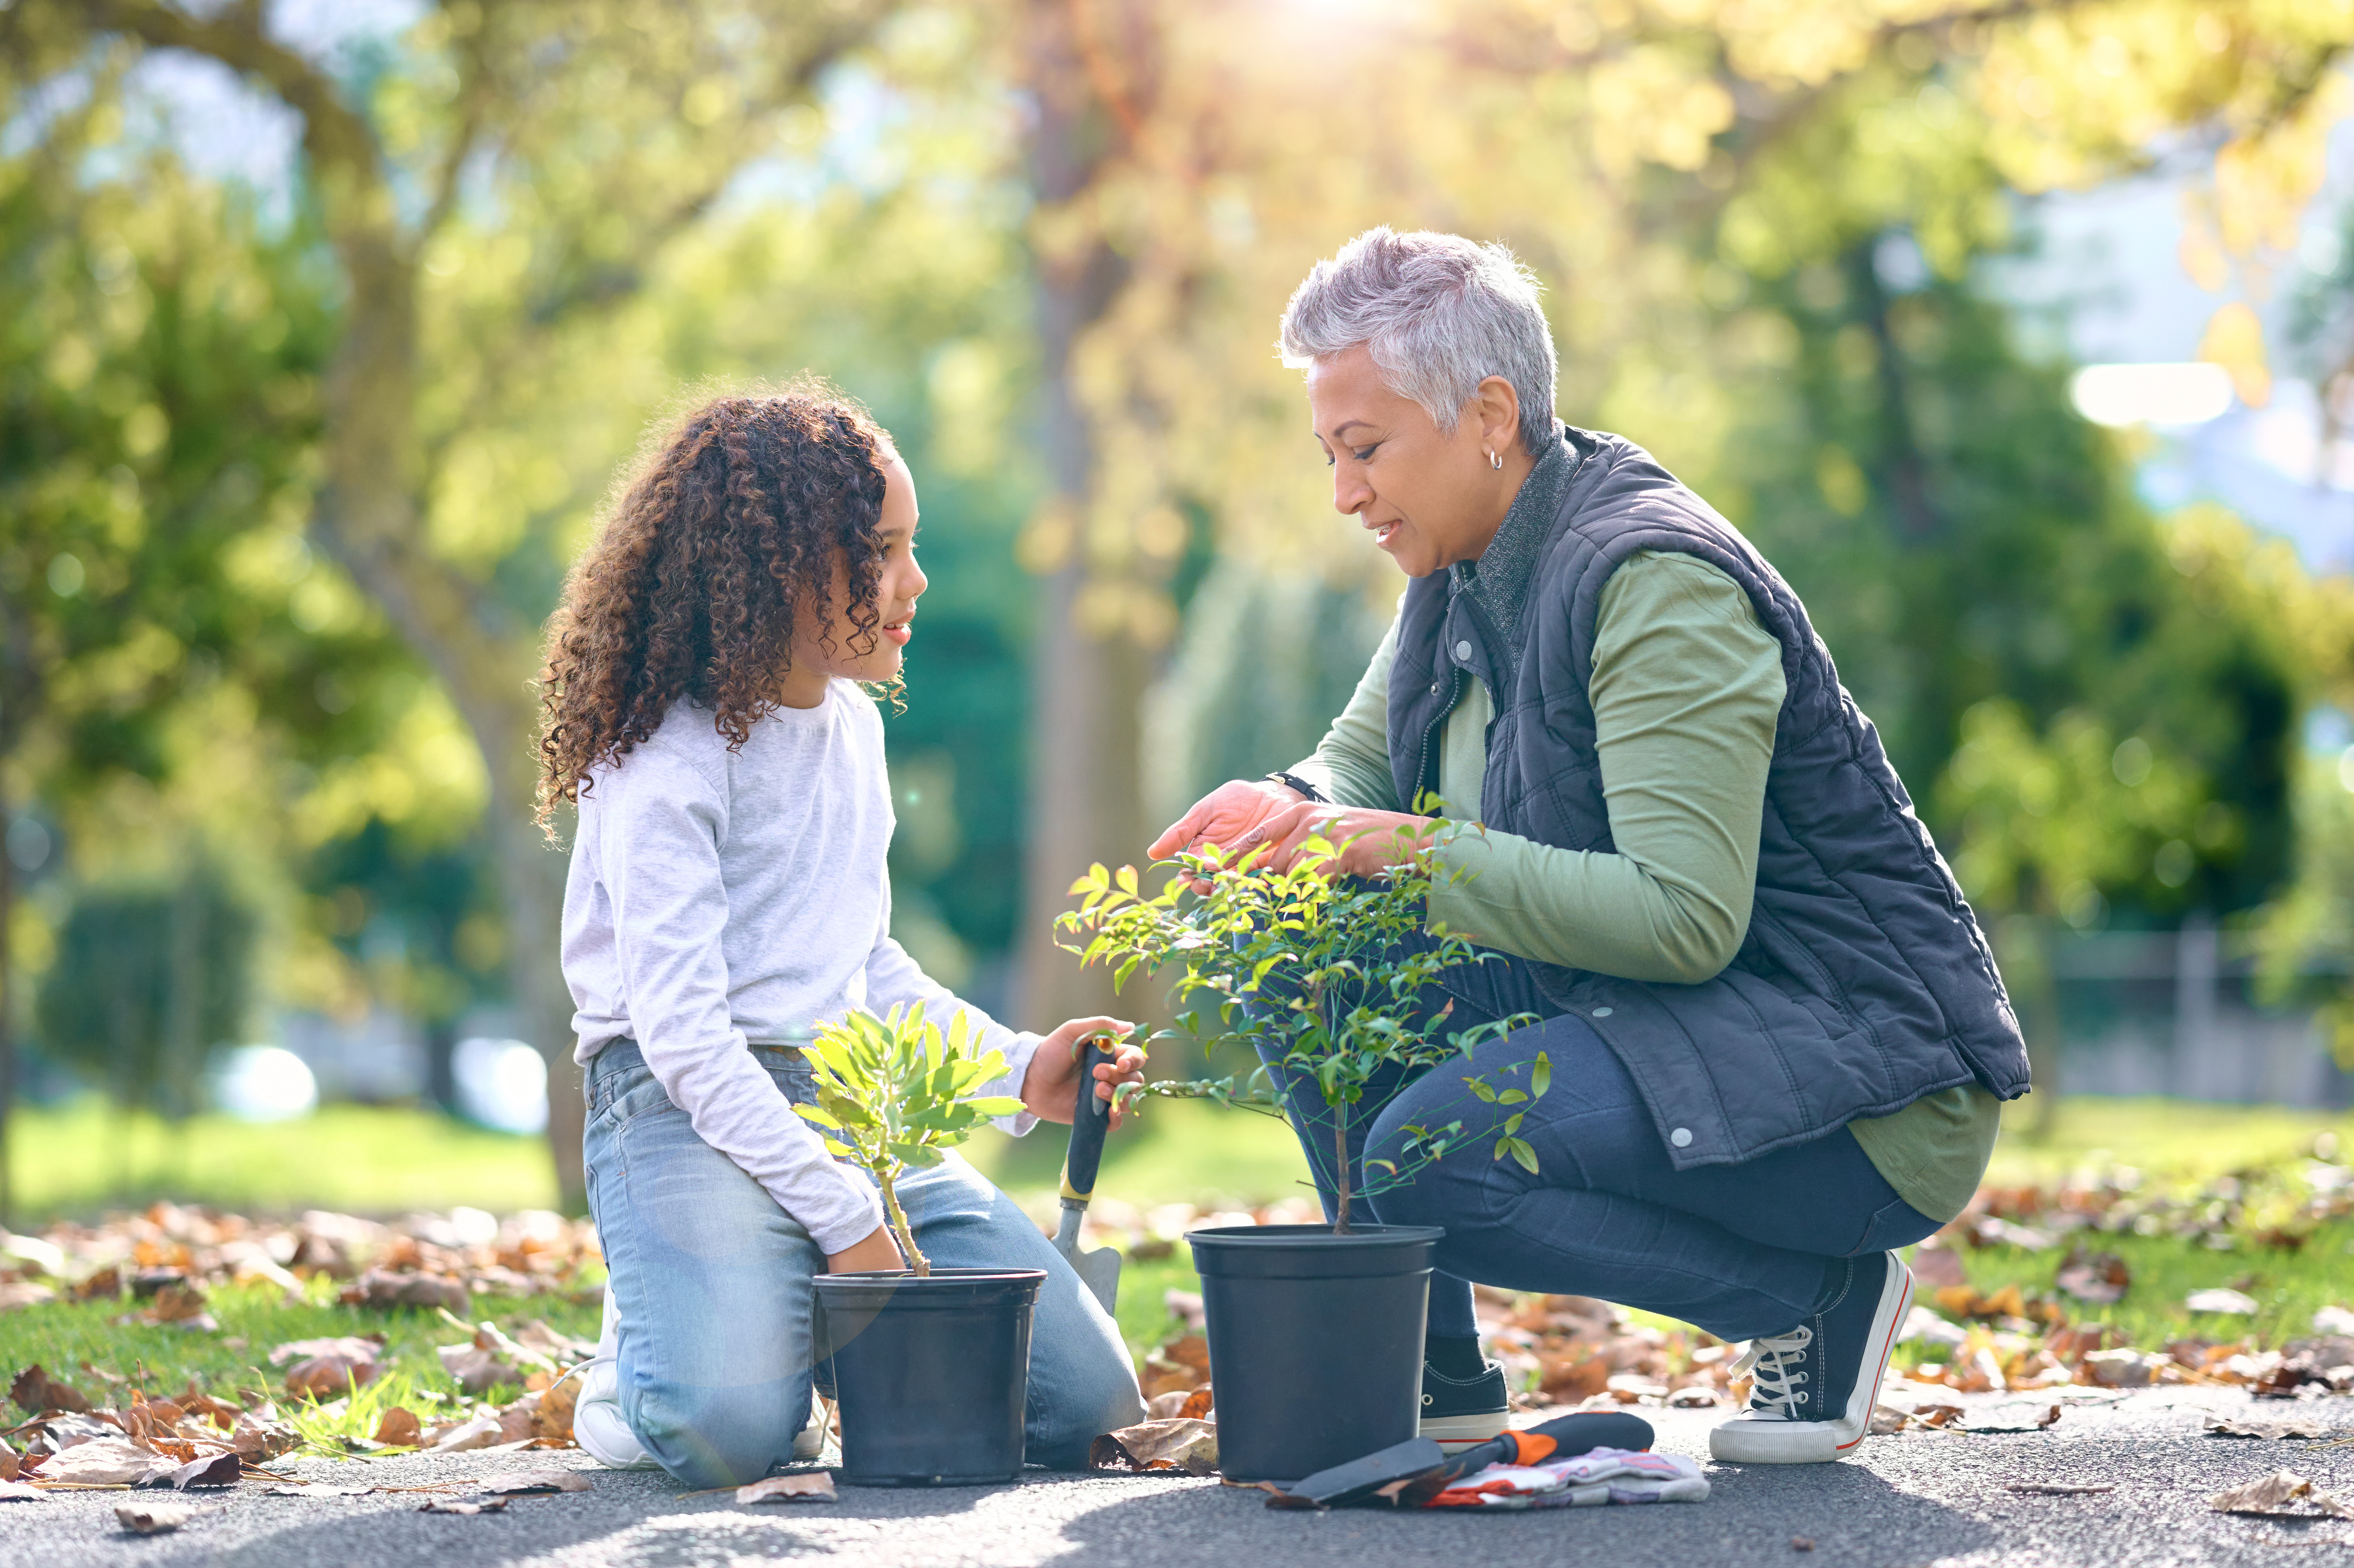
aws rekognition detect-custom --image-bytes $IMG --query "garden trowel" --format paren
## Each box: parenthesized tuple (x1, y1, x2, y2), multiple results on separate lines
(1051, 1037, 1121, 1314)
(1283, 1410, 1656, 1508)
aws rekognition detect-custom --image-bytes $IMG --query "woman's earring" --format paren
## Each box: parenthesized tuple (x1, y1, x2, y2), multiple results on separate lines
(1489, 449, 1503, 471)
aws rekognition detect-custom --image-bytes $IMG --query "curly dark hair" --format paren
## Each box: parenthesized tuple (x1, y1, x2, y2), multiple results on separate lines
(536, 381, 896, 832)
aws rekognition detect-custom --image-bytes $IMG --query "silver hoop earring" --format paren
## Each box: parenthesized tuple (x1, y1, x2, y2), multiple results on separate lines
(1488, 449, 1503, 471)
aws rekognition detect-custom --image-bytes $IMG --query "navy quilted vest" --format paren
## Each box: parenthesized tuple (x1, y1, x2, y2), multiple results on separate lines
(1388, 426, 2029, 1169)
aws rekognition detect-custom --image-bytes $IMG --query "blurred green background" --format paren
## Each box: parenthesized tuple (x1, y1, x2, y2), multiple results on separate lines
(3, 2, 2354, 1230)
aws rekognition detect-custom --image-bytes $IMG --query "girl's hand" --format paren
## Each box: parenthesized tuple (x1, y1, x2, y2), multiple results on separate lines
(1235, 802, 1439, 877)
(1020, 1017, 1146, 1128)
(826, 1225, 906, 1274)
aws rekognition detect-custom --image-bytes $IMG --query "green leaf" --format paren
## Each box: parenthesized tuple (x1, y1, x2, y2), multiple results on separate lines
(1507, 1137, 1538, 1173)
(1531, 1050, 1551, 1099)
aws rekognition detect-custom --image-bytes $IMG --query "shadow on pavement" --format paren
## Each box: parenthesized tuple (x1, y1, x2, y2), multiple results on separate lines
(1035, 1461, 1998, 1568)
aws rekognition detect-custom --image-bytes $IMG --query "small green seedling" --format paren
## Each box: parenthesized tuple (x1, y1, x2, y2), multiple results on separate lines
(1057, 829, 1545, 1232)
(796, 1003, 1024, 1275)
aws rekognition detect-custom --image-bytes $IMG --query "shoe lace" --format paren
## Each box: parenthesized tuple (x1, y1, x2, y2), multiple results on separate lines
(1730, 1325, 1814, 1418)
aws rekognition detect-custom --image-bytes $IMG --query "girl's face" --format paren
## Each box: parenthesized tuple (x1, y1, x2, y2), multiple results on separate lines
(777, 451, 927, 708)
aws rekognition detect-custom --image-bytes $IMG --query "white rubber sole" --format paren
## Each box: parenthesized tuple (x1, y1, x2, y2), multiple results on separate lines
(1420, 1408, 1511, 1452)
(1709, 1255, 1915, 1465)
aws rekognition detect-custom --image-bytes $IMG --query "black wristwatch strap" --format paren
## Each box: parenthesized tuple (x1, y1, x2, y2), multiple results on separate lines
(1265, 770, 1327, 803)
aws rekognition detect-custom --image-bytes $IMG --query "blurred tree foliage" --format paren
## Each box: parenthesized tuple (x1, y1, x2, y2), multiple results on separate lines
(4, 0, 2351, 1197)
(34, 862, 252, 1122)
(0, 63, 415, 1212)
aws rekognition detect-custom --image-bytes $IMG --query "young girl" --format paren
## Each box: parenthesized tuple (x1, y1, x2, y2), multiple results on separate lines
(537, 384, 1147, 1487)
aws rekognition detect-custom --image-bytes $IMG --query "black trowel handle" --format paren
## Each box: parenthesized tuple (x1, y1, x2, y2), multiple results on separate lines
(1057, 1036, 1118, 1204)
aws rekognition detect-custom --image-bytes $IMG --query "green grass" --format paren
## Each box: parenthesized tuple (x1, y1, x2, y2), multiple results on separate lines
(3, 1096, 2346, 1394)
(1985, 1096, 2351, 1190)
(963, 1095, 1311, 1212)
(0, 1275, 602, 1420)
(4, 1099, 560, 1220)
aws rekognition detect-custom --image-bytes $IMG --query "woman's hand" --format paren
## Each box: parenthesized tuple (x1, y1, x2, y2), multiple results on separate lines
(825, 1225, 906, 1274)
(1149, 778, 1304, 862)
(1020, 1017, 1147, 1128)
(1236, 802, 1440, 877)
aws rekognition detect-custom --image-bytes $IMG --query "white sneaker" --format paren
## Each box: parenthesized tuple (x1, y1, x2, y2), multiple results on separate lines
(573, 1353, 660, 1470)
(794, 1398, 828, 1461)
(1709, 1252, 1913, 1465)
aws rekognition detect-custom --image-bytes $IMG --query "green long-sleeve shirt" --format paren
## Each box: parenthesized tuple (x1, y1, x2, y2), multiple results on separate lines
(1292, 549, 1995, 1223)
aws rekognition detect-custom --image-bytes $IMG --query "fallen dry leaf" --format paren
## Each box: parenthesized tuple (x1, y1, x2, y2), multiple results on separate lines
(0, 1282, 57, 1312)
(115, 1501, 196, 1534)
(1089, 1418, 1219, 1475)
(283, 1353, 379, 1398)
(2187, 1288, 2261, 1317)
(266, 1335, 385, 1368)
(2054, 1248, 2130, 1306)
(9, 1364, 91, 1416)
(130, 1282, 216, 1331)
(1954, 1404, 2061, 1434)
(738, 1472, 838, 1503)
(374, 1407, 422, 1448)
(419, 1496, 510, 1515)
(477, 1469, 591, 1495)
(2205, 1417, 2349, 1441)
(430, 1414, 505, 1453)
(2081, 1349, 2165, 1388)
(0, 1480, 46, 1501)
(168, 1451, 240, 1490)
(438, 1342, 517, 1396)
(1910, 1244, 1968, 1290)
(533, 1371, 580, 1444)
(342, 1269, 470, 1314)
(41, 1436, 177, 1486)
(2210, 1470, 2354, 1519)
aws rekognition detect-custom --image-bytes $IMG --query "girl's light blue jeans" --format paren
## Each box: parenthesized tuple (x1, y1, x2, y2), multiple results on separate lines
(584, 1039, 1145, 1488)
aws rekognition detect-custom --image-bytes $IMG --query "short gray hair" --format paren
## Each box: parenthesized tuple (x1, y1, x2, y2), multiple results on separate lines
(1278, 227, 1559, 457)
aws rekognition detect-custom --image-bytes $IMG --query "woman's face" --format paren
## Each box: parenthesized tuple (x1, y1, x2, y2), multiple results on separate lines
(779, 452, 926, 706)
(1306, 343, 1525, 578)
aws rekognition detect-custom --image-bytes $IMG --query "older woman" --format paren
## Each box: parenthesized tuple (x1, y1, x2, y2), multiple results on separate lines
(1152, 228, 2028, 1466)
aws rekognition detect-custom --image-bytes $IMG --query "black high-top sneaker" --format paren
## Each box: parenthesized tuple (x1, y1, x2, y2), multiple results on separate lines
(1709, 1251, 1914, 1464)
(1419, 1358, 1511, 1453)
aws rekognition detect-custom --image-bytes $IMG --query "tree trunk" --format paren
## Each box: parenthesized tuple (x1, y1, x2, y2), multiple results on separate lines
(0, 783, 14, 1228)
(1013, 0, 1151, 1032)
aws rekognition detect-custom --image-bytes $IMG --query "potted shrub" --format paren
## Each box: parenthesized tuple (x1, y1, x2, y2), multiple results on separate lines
(1058, 831, 1546, 1482)
(799, 1003, 1043, 1486)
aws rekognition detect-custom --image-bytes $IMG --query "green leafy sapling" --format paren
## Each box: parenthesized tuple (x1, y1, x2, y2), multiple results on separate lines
(795, 1003, 1024, 1275)
(1057, 828, 1546, 1233)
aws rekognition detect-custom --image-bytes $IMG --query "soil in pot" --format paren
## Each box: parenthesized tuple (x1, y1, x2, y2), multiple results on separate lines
(814, 1266, 1045, 1486)
(1186, 1224, 1443, 1483)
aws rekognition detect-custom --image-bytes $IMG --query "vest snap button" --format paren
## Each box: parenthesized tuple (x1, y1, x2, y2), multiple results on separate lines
(1430, 682, 1441, 695)
(1591, 1006, 1612, 1018)
(1670, 1127, 1693, 1148)
(1453, 639, 1473, 662)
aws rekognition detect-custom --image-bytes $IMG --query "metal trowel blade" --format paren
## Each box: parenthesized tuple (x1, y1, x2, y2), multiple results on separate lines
(1052, 1205, 1121, 1315)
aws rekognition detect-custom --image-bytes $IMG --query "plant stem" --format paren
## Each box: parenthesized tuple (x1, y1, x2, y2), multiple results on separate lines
(1333, 1105, 1352, 1235)
(877, 1167, 928, 1276)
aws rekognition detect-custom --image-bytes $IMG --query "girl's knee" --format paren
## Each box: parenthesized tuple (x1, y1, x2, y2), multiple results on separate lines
(634, 1379, 808, 1489)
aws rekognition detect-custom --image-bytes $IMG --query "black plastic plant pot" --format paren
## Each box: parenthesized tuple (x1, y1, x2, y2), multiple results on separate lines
(814, 1266, 1045, 1486)
(1186, 1223, 1444, 1483)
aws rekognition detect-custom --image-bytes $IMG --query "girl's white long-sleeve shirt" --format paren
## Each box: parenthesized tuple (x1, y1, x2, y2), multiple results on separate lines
(561, 682, 1041, 1255)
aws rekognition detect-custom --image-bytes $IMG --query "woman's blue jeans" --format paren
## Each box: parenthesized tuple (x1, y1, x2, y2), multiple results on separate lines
(584, 1040, 1144, 1487)
(1253, 939, 1939, 1343)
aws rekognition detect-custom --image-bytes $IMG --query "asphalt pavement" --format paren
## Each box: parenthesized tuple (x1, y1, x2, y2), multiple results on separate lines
(4, 1387, 2349, 1567)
